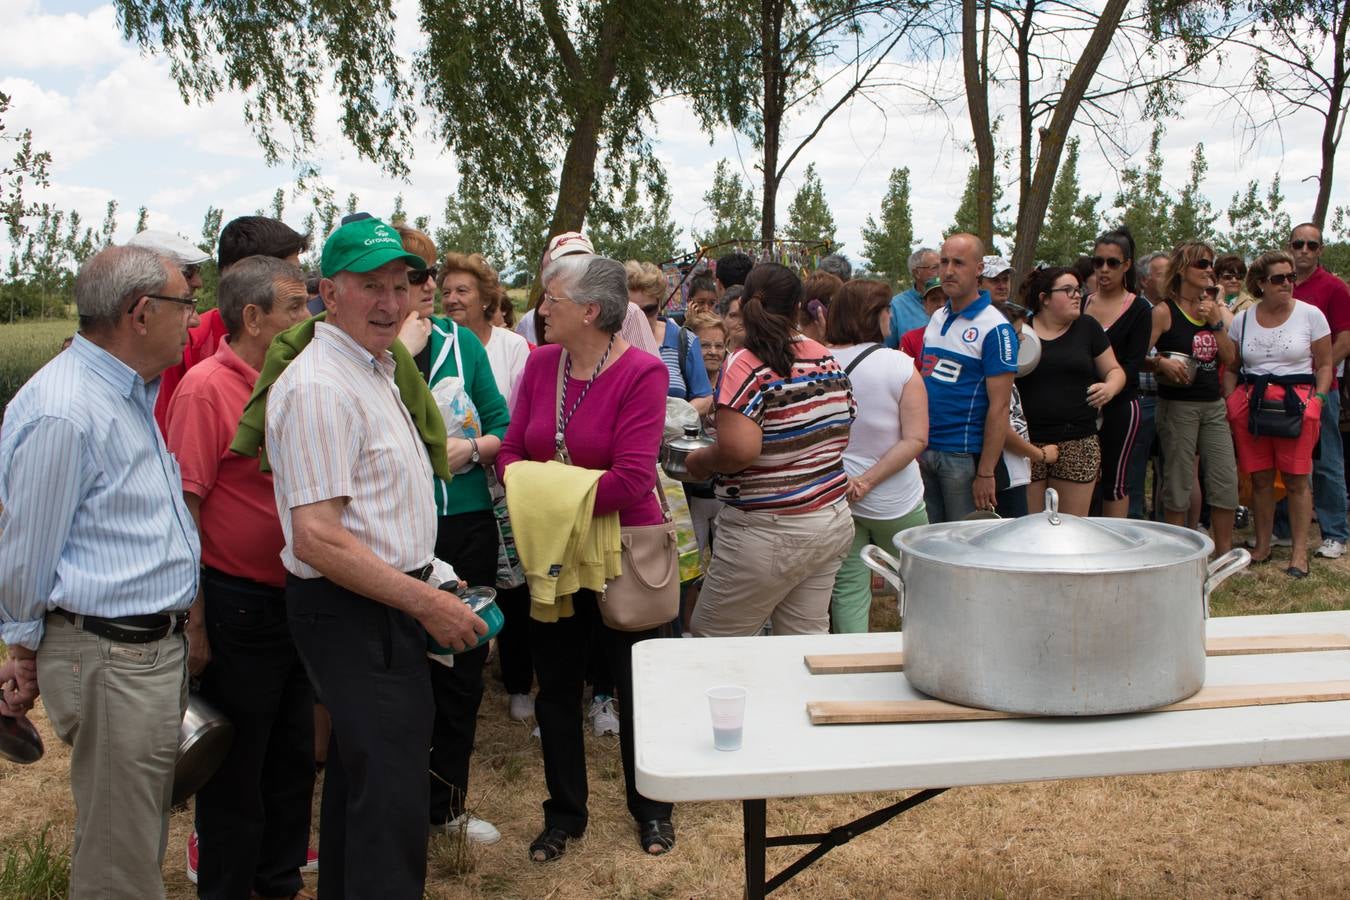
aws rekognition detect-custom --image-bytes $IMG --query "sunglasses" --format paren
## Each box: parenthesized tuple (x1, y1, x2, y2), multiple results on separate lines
(181, 264, 201, 281)
(1290, 240, 1321, 251)
(1202, 286, 1220, 299)
(1092, 256, 1125, 270)
(1190, 258, 1213, 270)
(129, 293, 197, 315)
(1264, 272, 1296, 286)
(408, 266, 438, 285)
(641, 304, 660, 316)
(1217, 270, 1245, 279)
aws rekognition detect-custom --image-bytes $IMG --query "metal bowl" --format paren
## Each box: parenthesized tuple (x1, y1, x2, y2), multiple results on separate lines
(427, 586, 504, 655)
(0, 713, 44, 765)
(173, 693, 235, 805)
(1157, 351, 1198, 386)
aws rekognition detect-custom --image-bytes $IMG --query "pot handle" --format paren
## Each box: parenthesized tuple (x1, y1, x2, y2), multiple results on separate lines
(860, 544, 905, 619)
(1202, 548, 1251, 618)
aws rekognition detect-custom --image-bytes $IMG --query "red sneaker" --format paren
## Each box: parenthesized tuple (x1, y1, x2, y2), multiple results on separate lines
(186, 830, 199, 885)
(301, 847, 319, 873)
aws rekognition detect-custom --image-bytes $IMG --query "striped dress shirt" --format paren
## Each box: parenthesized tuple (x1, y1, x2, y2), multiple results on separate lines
(0, 335, 201, 650)
(266, 322, 436, 579)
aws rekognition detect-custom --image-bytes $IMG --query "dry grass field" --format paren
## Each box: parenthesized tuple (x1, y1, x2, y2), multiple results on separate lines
(1, 529, 1347, 899)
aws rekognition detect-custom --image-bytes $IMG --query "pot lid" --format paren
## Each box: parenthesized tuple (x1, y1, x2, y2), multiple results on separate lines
(663, 426, 713, 452)
(895, 488, 1212, 572)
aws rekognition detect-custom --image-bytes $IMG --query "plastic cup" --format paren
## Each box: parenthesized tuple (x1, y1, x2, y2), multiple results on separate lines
(706, 685, 747, 751)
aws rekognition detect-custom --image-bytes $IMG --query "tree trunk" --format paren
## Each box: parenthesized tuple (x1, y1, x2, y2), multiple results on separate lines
(1017, 2, 1036, 207)
(1009, 0, 1131, 277)
(962, 0, 995, 245)
(760, 0, 784, 242)
(548, 101, 606, 236)
(1312, 0, 1349, 230)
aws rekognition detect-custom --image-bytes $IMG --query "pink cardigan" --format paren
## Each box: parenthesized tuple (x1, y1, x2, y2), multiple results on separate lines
(499, 343, 666, 526)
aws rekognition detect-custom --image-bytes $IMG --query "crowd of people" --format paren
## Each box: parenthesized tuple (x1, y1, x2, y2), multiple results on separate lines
(1, 207, 1348, 899)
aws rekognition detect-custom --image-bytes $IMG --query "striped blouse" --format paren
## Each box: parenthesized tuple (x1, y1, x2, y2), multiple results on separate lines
(713, 337, 855, 513)
(0, 336, 201, 650)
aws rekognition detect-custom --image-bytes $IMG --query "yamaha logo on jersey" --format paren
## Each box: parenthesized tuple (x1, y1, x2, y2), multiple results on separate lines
(961, 326, 980, 343)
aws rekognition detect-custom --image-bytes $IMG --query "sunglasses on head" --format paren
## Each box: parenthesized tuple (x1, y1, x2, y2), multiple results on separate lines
(1291, 240, 1320, 251)
(408, 266, 438, 285)
(1264, 272, 1296, 286)
(1190, 258, 1213, 270)
(1091, 256, 1124, 270)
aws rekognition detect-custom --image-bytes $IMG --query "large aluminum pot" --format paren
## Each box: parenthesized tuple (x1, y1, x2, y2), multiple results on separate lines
(660, 426, 715, 483)
(173, 693, 235, 805)
(861, 489, 1249, 716)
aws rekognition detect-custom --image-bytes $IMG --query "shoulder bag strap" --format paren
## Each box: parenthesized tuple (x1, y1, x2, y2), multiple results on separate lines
(844, 342, 884, 377)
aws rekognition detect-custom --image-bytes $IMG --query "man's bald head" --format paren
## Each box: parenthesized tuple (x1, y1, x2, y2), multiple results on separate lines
(939, 233, 986, 308)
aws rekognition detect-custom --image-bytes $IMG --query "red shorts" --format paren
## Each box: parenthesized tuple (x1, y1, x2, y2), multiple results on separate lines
(1225, 384, 1322, 476)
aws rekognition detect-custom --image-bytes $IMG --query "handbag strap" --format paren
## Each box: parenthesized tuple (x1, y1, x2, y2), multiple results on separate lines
(844, 342, 884, 376)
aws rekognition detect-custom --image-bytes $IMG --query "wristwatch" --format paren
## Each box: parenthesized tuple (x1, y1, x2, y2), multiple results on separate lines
(469, 438, 481, 464)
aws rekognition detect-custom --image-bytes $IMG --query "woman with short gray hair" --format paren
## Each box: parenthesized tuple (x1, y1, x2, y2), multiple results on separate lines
(498, 253, 676, 862)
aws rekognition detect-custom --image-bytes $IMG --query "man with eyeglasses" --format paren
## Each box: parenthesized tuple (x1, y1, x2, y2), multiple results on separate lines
(885, 246, 939, 348)
(0, 245, 202, 898)
(1275, 222, 1350, 558)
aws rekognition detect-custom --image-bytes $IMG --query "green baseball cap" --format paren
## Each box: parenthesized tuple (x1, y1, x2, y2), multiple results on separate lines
(320, 217, 427, 277)
(923, 276, 943, 295)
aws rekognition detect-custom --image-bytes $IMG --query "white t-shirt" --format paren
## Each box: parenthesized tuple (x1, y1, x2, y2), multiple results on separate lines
(1230, 301, 1330, 377)
(1003, 385, 1031, 489)
(828, 343, 925, 520)
(482, 326, 530, 407)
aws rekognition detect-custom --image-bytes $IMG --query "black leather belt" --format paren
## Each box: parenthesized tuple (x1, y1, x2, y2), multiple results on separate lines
(53, 609, 188, 644)
(408, 564, 434, 582)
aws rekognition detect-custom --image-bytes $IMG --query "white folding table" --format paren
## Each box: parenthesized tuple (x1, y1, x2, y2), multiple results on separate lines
(632, 610, 1350, 898)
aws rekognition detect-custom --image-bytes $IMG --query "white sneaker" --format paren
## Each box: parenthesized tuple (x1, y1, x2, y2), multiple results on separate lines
(589, 695, 620, 736)
(1315, 538, 1346, 559)
(509, 692, 535, 721)
(444, 812, 502, 845)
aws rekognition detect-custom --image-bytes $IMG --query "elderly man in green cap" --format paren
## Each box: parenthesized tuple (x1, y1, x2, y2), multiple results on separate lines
(265, 216, 487, 899)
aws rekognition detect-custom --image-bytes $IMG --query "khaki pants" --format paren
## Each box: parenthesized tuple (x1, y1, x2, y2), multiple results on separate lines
(37, 614, 188, 900)
(691, 500, 854, 637)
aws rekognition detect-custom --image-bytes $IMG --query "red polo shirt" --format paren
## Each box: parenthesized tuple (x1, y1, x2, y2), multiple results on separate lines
(165, 338, 287, 587)
(1293, 265, 1350, 385)
(900, 325, 925, 362)
(155, 308, 228, 434)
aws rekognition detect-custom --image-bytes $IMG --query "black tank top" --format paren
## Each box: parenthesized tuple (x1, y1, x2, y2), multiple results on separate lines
(1155, 299, 1222, 401)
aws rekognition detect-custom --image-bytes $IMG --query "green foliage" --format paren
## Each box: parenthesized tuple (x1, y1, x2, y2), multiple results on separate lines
(1112, 127, 1215, 256)
(1172, 143, 1218, 247)
(0, 826, 70, 899)
(436, 181, 504, 270)
(1035, 139, 1101, 265)
(508, 204, 552, 289)
(784, 164, 837, 246)
(861, 167, 915, 288)
(0, 317, 71, 412)
(695, 159, 758, 248)
(1, 91, 53, 244)
(951, 164, 1011, 251)
(589, 162, 681, 263)
(1221, 176, 1291, 260)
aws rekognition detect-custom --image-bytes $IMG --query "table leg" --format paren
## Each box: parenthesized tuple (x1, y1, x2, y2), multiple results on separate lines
(743, 798, 767, 900)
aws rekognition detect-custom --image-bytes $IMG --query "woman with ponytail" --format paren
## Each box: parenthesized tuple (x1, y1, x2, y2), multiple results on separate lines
(684, 263, 857, 637)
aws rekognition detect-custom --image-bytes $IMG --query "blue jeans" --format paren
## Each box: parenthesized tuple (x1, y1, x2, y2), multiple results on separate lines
(919, 449, 978, 523)
(1127, 393, 1158, 519)
(1273, 387, 1349, 542)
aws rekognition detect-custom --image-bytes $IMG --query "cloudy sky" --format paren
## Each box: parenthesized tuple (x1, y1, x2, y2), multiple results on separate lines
(2, 0, 1339, 267)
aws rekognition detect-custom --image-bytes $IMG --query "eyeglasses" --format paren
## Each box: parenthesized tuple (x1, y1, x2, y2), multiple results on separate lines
(702, 342, 727, 352)
(1264, 272, 1296, 286)
(1202, 286, 1220, 299)
(1291, 240, 1321, 251)
(129, 293, 197, 315)
(1190, 258, 1213, 270)
(1217, 270, 1245, 280)
(541, 292, 576, 306)
(1047, 285, 1082, 297)
(181, 264, 201, 281)
(408, 266, 438, 286)
(1092, 256, 1124, 270)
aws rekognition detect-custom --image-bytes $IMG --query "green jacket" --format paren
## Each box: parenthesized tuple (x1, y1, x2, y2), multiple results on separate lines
(425, 318, 510, 516)
(230, 313, 452, 481)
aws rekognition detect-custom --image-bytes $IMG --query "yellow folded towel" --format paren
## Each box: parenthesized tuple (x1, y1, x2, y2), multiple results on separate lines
(503, 460, 622, 622)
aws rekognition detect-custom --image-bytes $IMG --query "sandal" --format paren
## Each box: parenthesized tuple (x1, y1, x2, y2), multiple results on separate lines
(1285, 566, 1309, 579)
(637, 818, 676, 856)
(529, 826, 577, 863)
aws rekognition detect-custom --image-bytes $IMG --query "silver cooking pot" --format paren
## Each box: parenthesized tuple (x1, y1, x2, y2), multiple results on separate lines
(660, 426, 714, 483)
(173, 693, 235, 805)
(861, 489, 1249, 716)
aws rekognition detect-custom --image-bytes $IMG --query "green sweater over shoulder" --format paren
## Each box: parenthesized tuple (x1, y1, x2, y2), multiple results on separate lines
(425, 318, 510, 516)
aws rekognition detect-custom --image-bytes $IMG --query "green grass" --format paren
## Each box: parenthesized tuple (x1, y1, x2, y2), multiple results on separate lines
(0, 319, 74, 413)
(0, 827, 70, 900)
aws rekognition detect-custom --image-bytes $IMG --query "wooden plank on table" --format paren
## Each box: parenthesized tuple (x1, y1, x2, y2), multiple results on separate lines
(803, 633, 1350, 675)
(806, 680, 1350, 725)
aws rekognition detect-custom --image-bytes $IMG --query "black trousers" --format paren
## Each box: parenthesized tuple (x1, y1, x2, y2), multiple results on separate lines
(427, 511, 494, 824)
(195, 568, 315, 900)
(494, 582, 534, 695)
(287, 575, 433, 900)
(529, 591, 673, 835)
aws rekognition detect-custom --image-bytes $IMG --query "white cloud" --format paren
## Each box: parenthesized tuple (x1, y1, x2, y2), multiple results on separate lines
(0, 0, 131, 70)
